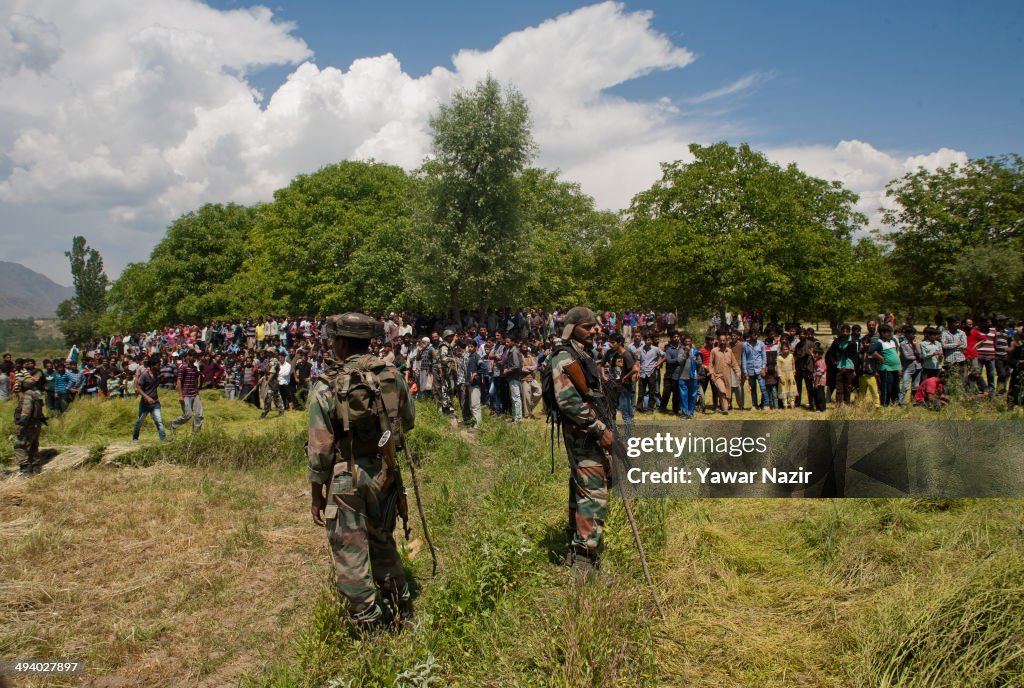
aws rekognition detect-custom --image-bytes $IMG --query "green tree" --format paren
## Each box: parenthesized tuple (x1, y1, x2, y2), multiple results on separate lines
(410, 76, 536, 321)
(616, 142, 869, 323)
(228, 161, 417, 316)
(59, 235, 108, 343)
(949, 244, 1024, 317)
(105, 203, 255, 329)
(882, 154, 1024, 308)
(517, 168, 620, 309)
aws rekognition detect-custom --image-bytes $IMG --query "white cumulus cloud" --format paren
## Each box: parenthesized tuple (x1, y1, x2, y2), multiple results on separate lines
(766, 141, 969, 229)
(0, 0, 966, 283)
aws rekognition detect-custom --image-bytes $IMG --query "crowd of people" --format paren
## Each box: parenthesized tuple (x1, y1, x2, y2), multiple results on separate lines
(3, 308, 1024, 446)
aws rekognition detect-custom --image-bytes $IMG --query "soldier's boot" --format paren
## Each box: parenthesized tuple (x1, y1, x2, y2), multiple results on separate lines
(568, 547, 599, 579)
(14, 442, 32, 477)
(348, 601, 392, 634)
(379, 576, 413, 627)
(397, 582, 413, 623)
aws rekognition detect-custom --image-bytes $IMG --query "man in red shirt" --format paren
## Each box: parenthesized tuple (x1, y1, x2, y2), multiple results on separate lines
(965, 317, 984, 371)
(914, 369, 949, 409)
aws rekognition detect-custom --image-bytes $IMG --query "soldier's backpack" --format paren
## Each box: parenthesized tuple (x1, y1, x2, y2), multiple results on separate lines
(324, 356, 398, 460)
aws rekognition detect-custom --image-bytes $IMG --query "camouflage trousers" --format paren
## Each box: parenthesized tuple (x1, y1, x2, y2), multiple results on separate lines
(564, 430, 609, 557)
(260, 384, 284, 416)
(435, 373, 456, 416)
(14, 425, 41, 470)
(324, 456, 408, 619)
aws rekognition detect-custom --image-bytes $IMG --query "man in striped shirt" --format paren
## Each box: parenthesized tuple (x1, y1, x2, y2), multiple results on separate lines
(169, 351, 204, 433)
(975, 317, 997, 393)
(994, 315, 1012, 394)
(941, 318, 967, 373)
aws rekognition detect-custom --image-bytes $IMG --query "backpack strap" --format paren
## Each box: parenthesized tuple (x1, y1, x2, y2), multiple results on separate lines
(357, 358, 391, 436)
(338, 373, 352, 433)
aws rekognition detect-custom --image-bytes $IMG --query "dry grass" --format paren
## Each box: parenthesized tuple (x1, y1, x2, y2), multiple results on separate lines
(0, 461, 323, 687)
(3, 395, 1023, 687)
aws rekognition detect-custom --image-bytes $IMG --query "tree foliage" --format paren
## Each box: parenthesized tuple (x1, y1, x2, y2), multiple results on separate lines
(409, 76, 536, 321)
(105, 203, 254, 330)
(517, 168, 619, 309)
(949, 244, 1024, 317)
(228, 161, 417, 316)
(612, 142, 869, 322)
(59, 235, 108, 343)
(882, 154, 1024, 308)
(104, 162, 417, 329)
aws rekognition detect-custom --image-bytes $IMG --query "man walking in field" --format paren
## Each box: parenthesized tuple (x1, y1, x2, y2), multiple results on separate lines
(169, 351, 204, 433)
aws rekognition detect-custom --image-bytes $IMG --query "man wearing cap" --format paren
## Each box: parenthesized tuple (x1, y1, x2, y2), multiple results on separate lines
(308, 312, 416, 628)
(548, 306, 615, 574)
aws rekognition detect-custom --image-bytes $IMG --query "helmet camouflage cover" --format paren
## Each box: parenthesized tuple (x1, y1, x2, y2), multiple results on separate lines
(561, 306, 596, 339)
(326, 312, 384, 340)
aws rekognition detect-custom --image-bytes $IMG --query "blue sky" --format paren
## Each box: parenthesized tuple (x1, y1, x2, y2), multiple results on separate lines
(2, 0, 1021, 282)
(222, 0, 1024, 157)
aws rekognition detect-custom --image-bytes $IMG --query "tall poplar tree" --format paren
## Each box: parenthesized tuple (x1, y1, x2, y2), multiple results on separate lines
(411, 76, 536, 322)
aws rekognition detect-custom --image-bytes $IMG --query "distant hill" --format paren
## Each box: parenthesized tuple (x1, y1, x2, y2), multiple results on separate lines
(0, 261, 74, 318)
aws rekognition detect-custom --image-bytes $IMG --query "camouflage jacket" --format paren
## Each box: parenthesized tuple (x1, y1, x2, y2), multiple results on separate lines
(307, 354, 415, 485)
(15, 390, 44, 429)
(549, 340, 606, 439)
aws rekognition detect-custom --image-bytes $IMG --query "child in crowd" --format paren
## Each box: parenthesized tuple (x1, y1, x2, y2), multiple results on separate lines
(776, 342, 796, 408)
(812, 344, 827, 412)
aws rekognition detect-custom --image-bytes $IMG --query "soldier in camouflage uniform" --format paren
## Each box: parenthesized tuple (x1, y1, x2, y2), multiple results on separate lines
(309, 312, 416, 627)
(13, 374, 46, 476)
(435, 329, 458, 416)
(549, 307, 615, 574)
(260, 352, 285, 418)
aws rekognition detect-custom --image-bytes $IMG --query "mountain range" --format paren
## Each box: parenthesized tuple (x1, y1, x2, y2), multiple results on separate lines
(0, 261, 74, 318)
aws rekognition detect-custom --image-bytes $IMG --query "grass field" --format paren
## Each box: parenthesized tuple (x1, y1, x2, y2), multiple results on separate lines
(1, 394, 1022, 686)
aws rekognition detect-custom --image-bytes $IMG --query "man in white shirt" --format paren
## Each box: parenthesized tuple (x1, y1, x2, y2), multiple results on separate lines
(277, 353, 293, 409)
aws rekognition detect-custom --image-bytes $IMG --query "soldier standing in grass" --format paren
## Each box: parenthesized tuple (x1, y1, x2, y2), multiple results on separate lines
(308, 312, 416, 628)
(259, 351, 285, 418)
(13, 374, 45, 476)
(548, 307, 615, 575)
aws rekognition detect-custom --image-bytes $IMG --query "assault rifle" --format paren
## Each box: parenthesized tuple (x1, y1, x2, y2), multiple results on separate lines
(377, 429, 411, 540)
(379, 426, 439, 576)
(560, 359, 633, 482)
(561, 356, 667, 622)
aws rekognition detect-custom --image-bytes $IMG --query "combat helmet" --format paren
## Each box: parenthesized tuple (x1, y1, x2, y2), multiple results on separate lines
(561, 306, 596, 339)
(326, 312, 385, 340)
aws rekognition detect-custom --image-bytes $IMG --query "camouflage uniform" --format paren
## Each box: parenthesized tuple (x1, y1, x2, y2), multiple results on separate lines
(435, 332, 457, 416)
(14, 376, 45, 475)
(550, 309, 610, 567)
(309, 314, 416, 625)
(260, 358, 284, 417)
